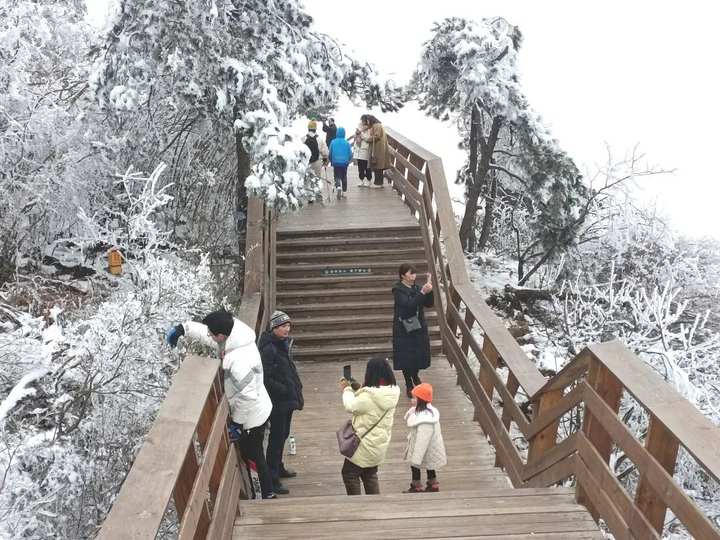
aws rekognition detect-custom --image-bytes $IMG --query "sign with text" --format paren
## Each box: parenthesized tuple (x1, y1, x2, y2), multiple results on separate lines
(321, 267, 372, 276)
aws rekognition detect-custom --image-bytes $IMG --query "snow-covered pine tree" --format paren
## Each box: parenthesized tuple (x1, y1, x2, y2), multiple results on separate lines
(410, 17, 587, 284)
(90, 0, 402, 231)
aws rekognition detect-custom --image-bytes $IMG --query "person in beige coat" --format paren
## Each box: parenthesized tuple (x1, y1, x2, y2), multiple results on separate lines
(365, 115, 392, 188)
(339, 357, 401, 495)
(403, 383, 447, 492)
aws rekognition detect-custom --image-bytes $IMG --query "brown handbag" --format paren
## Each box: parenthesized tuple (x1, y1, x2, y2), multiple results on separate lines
(336, 408, 390, 458)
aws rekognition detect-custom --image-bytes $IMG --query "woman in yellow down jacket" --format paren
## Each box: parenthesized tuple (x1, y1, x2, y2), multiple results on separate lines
(339, 357, 400, 495)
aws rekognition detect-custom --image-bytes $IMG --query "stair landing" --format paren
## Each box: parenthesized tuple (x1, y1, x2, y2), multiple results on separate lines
(233, 358, 602, 539)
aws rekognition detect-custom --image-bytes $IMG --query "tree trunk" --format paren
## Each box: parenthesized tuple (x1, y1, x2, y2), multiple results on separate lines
(235, 131, 251, 272)
(458, 114, 503, 252)
(476, 171, 497, 252)
(458, 105, 481, 251)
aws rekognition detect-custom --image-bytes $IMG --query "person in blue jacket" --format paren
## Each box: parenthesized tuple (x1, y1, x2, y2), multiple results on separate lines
(328, 127, 353, 200)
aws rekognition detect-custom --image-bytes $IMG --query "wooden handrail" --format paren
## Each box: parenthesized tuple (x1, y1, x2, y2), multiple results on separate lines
(98, 196, 274, 539)
(384, 127, 720, 539)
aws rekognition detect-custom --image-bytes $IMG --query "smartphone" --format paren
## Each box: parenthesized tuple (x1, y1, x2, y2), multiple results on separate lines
(343, 365, 352, 381)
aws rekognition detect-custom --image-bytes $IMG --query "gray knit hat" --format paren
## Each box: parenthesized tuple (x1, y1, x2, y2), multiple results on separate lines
(270, 310, 291, 329)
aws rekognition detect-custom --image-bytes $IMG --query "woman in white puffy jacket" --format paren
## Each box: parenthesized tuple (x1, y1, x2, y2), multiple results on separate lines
(403, 382, 447, 492)
(166, 310, 275, 498)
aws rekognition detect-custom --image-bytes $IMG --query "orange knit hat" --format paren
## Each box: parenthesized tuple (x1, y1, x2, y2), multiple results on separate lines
(411, 383, 433, 403)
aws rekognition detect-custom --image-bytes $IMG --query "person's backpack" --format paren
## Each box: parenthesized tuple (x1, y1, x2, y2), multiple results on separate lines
(304, 135, 320, 163)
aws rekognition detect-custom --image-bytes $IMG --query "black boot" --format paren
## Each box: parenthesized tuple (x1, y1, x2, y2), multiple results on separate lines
(272, 480, 289, 495)
(279, 463, 297, 478)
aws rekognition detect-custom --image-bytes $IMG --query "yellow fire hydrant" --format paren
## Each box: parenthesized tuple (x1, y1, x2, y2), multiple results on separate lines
(108, 248, 123, 275)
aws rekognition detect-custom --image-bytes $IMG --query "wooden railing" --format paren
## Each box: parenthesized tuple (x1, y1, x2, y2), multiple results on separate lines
(385, 127, 720, 539)
(97, 197, 275, 539)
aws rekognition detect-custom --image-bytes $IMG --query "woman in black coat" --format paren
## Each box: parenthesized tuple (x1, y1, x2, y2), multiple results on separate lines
(392, 262, 434, 398)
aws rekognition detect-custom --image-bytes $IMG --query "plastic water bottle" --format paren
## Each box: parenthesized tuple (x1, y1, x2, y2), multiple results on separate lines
(288, 435, 297, 455)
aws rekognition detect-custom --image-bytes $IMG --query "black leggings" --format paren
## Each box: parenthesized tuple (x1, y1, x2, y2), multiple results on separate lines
(234, 421, 273, 498)
(402, 369, 421, 389)
(357, 159, 371, 180)
(372, 169, 384, 185)
(411, 466, 436, 481)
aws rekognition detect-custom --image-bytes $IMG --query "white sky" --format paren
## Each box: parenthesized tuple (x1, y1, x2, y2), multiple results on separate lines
(303, 0, 720, 238)
(86, 0, 720, 238)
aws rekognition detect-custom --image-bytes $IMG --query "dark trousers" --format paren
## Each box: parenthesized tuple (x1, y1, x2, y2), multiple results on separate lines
(372, 169, 384, 186)
(266, 409, 293, 483)
(233, 421, 273, 498)
(411, 466, 437, 481)
(357, 159, 371, 180)
(402, 369, 421, 390)
(333, 165, 348, 191)
(342, 459, 380, 495)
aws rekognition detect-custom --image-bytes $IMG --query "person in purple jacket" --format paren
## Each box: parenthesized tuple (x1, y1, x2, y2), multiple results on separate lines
(328, 127, 353, 200)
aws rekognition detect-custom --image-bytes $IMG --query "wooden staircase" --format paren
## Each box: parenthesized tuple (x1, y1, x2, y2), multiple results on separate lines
(275, 226, 442, 361)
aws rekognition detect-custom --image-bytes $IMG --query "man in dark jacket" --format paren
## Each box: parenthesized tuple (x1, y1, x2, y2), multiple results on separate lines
(322, 117, 337, 148)
(258, 310, 304, 495)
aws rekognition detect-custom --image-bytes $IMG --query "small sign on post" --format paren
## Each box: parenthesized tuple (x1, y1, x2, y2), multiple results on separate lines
(108, 248, 123, 275)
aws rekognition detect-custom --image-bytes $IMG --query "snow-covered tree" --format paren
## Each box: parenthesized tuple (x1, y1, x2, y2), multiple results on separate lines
(90, 0, 402, 238)
(410, 17, 587, 280)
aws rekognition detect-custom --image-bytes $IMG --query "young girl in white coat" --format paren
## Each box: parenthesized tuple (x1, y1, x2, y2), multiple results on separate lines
(404, 382, 447, 492)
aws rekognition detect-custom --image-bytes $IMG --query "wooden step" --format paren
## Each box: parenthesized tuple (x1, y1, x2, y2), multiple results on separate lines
(277, 274, 396, 291)
(278, 299, 395, 315)
(276, 235, 423, 251)
(277, 225, 420, 241)
(276, 260, 428, 278)
(292, 327, 441, 346)
(234, 488, 602, 538)
(277, 287, 390, 305)
(291, 312, 438, 331)
(277, 247, 425, 264)
(293, 340, 443, 361)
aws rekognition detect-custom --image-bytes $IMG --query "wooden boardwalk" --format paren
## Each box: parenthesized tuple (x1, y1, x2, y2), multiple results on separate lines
(234, 359, 601, 538)
(235, 165, 601, 539)
(277, 165, 416, 233)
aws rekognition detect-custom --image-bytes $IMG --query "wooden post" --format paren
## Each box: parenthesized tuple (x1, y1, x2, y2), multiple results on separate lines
(527, 389, 563, 465)
(461, 309, 476, 356)
(635, 414, 680, 534)
(497, 372, 520, 467)
(478, 337, 499, 401)
(576, 358, 624, 519)
(173, 443, 200, 519)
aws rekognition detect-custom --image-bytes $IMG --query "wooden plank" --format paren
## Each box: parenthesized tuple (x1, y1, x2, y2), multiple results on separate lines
(454, 281, 546, 397)
(447, 303, 530, 434)
(479, 337, 499, 402)
(178, 398, 230, 539)
(173, 442, 199, 519)
(207, 444, 241, 540)
(575, 433, 658, 540)
(243, 197, 265, 295)
(97, 355, 220, 540)
(574, 456, 631, 540)
(576, 358, 623, 517)
(235, 510, 597, 539)
(425, 158, 468, 285)
(525, 384, 585, 440)
(582, 382, 720, 539)
(529, 349, 592, 401)
(635, 414, 680, 534)
(523, 453, 577, 488)
(527, 390, 563, 464)
(589, 340, 720, 484)
(523, 433, 578, 482)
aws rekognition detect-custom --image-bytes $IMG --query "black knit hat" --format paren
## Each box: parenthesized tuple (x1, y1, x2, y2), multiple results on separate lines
(270, 310, 291, 329)
(202, 310, 233, 336)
